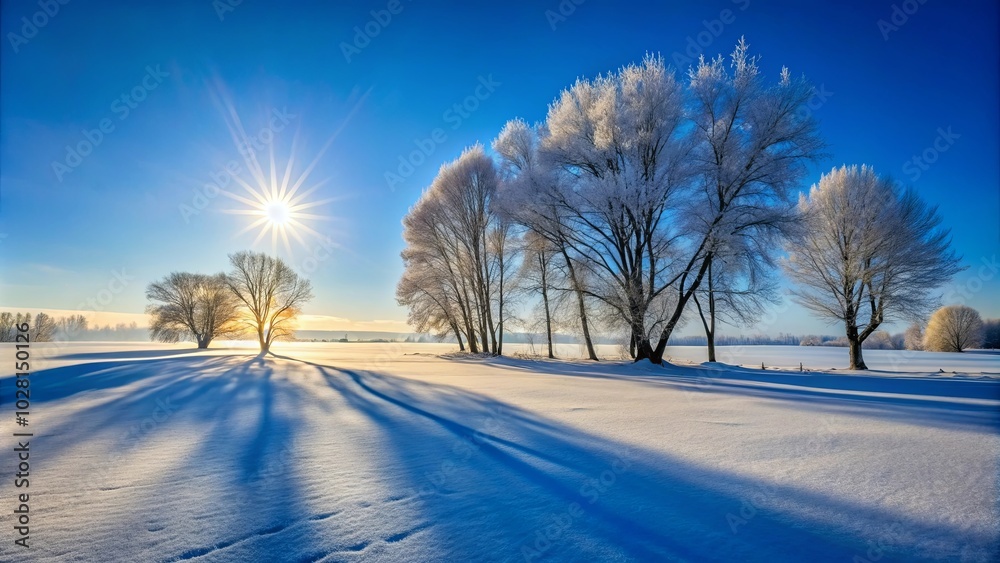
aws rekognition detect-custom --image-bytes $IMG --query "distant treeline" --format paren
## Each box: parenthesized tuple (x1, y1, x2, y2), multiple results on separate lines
(0, 312, 148, 342)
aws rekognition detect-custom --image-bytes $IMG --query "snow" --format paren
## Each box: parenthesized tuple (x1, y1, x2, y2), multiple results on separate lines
(2, 342, 998, 562)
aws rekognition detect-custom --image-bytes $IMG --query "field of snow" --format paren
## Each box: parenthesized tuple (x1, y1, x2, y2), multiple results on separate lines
(2, 342, 998, 562)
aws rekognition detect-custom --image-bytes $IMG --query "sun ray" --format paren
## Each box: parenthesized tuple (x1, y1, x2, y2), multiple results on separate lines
(233, 216, 270, 238)
(213, 85, 370, 256)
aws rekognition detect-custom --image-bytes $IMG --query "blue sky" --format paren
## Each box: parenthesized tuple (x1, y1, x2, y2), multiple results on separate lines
(1, 0, 997, 336)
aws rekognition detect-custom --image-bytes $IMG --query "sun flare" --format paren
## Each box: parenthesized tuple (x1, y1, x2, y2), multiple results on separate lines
(264, 199, 291, 226)
(210, 82, 369, 255)
(227, 179, 329, 255)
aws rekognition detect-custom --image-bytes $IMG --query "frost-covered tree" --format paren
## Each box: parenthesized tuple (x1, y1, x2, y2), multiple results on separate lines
(924, 305, 983, 352)
(506, 41, 822, 364)
(862, 330, 895, 350)
(33, 312, 57, 342)
(227, 251, 313, 354)
(397, 146, 515, 355)
(147, 272, 243, 348)
(666, 38, 823, 363)
(903, 323, 924, 351)
(0, 312, 15, 342)
(56, 314, 89, 339)
(493, 118, 598, 360)
(535, 53, 691, 364)
(784, 165, 962, 369)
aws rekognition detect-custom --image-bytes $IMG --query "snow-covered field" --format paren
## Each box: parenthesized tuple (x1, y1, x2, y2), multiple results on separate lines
(2, 342, 998, 562)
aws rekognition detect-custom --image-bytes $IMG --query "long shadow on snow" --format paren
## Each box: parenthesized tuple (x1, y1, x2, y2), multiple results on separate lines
(485, 357, 1000, 433)
(276, 353, 998, 562)
(50, 348, 235, 361)
(17, 354, 324, 563)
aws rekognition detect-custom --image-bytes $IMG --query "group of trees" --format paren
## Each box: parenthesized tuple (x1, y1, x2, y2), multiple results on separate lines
(146, 251, 312, 353)
(396, 146, 515, 355)
(0, 312, 139, 342)
(0, 312, 57, 342)
(397, 39, 969, 369)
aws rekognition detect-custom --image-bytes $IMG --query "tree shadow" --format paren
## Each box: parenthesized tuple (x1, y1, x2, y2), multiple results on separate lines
(50, 348, 239, 361)
(276, 353, 999, 562)
(10, 352, 997, 562)
(487, 356, 1000, 433)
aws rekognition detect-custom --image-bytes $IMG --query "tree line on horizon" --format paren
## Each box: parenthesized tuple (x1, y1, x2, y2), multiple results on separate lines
(396, 39, 980, 369)
(0, 312, 144, 342)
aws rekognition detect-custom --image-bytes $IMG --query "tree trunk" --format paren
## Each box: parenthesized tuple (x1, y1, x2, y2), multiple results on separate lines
(467, 328, 479, 354)
(542, 286, 556, 358)
(847, 325, 867, 370)
(560, 247, 598, 361)
(451, 320, 465, 351)
(697, 258, 717, 362)
(651, 253, 714, 364)
(539, 254, 555, 359)
(694, 292, 716, 363)
(197, 335, 211, 349)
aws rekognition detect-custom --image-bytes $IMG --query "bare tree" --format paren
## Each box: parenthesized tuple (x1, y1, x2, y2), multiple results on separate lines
(783, 165, 963, 369)
(924, 305, 984, 352)
(146, 272, 243, 349)
(33, 312, 57, 342)
(226, 251, 313, 354)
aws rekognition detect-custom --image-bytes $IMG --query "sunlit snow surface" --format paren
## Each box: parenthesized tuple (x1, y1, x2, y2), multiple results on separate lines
(2, 342, 998, 562)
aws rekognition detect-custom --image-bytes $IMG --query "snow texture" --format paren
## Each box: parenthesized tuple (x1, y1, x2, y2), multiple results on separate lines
(2, 342, 998, 562)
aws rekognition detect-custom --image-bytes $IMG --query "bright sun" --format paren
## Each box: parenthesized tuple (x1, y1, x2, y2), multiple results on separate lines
(219, 139, 336, 254)
(210, 83, 364, 255)
(265, 199, 290, 226)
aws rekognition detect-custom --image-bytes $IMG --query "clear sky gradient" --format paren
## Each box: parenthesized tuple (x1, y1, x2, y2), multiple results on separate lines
(1, 0, 997, 336)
